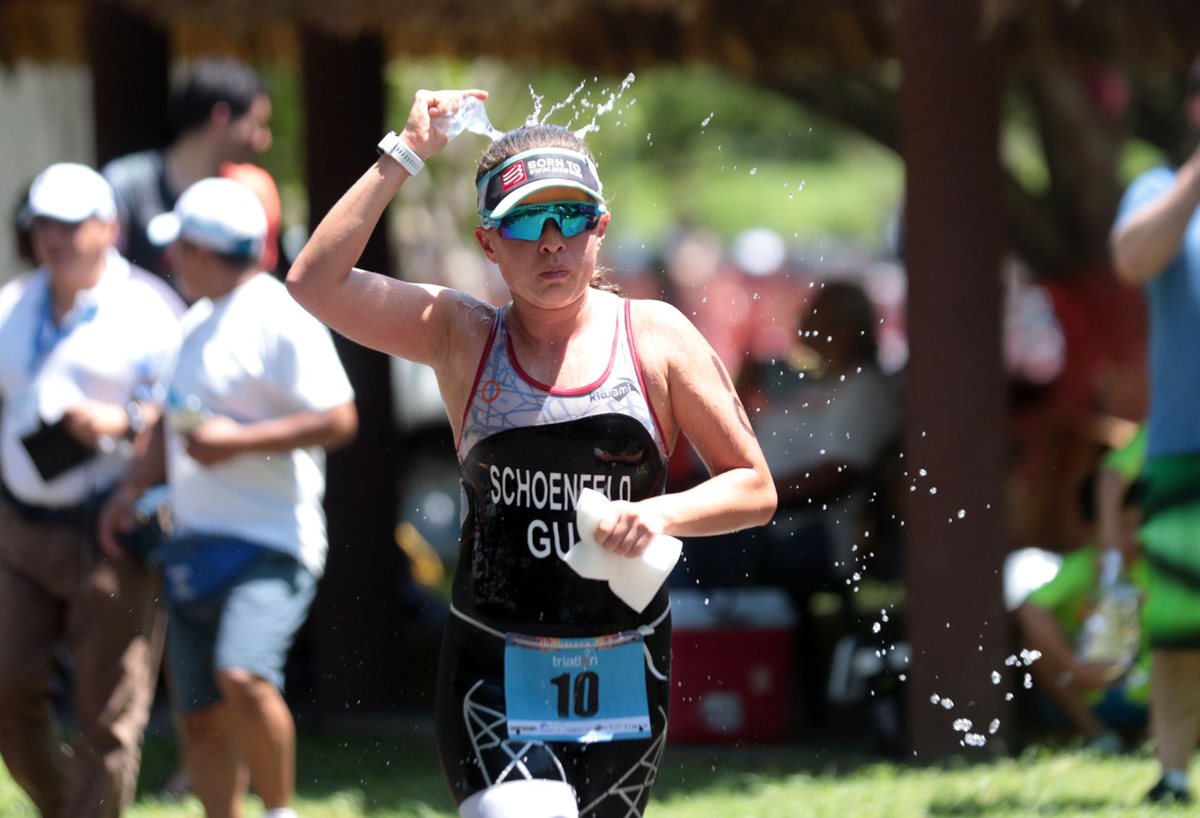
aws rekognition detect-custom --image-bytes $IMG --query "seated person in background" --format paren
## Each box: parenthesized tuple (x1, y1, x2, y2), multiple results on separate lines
(753, 280, 901, 599)
(751, 281, 901, 727)
(1015, 431, 1149, 752)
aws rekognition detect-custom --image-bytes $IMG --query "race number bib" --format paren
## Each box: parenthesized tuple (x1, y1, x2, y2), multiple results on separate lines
(504, 631, 651, 742)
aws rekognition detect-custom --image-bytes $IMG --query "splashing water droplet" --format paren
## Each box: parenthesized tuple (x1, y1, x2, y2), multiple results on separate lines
(541, 79, 588, 125)
(526, 85, 545, 126)
(572, 73, 637, 138)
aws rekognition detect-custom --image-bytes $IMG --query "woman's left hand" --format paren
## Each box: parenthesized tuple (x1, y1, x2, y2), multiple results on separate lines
(401, 89, 489, 161)
(594, 501, 665, 558)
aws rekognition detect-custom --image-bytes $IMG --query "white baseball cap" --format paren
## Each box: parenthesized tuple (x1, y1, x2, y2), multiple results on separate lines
(148, 177, 266, 259)
(26, 163, 117, 224)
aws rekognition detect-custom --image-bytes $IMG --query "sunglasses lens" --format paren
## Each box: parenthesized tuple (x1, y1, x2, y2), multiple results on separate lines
(500, 213, 550, 241)
(498, 203, 600, 241)
(559, 213, 592, 238)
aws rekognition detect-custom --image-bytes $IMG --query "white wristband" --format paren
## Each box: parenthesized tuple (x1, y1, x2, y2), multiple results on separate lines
(377, 131, 424, 175)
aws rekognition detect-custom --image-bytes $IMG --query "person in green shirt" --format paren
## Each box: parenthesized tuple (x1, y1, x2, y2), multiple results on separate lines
(1016, 428, 1149, 752)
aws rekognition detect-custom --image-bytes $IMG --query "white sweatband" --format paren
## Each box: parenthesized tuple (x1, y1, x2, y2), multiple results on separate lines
(377, 131, 424, 176)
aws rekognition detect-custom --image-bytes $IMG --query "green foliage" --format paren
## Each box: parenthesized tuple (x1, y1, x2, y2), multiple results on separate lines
(256, 63, 304, 196)
(1119, 140, 1167, 184)
(259, 58, 902, 247)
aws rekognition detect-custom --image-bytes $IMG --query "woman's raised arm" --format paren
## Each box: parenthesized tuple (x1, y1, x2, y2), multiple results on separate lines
(287, 89, 487, 367)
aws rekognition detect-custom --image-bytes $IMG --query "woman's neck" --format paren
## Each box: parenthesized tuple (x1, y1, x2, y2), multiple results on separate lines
(506, 289, 614, 385)
(507, 290, 596, 347)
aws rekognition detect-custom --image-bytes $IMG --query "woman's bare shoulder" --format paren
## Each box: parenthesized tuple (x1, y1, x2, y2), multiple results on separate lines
(436, 288, 499, 363)
(627, 297, 704, 355)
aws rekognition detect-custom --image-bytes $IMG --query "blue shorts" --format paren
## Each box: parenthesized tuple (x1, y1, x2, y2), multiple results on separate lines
(165, 548, 317, 713)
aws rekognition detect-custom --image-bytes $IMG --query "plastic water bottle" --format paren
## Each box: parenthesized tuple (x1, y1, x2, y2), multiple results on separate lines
(434, 96, 504, 140)
(171, 394, 207, 434)
(1077, 550, 1141, 679)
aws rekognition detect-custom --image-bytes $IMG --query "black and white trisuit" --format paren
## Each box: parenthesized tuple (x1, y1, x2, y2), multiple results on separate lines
(436, 298, 672, 818)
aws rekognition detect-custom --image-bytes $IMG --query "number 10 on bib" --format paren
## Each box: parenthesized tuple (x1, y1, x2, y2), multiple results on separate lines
(504, 631, 652, 742)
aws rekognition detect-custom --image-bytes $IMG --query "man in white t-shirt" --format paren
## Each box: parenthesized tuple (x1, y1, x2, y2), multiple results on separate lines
(100, 177, 357, 818)
(0, 163, 183, 818)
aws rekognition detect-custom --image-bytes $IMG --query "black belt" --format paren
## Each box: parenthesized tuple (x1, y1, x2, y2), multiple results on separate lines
(0, 481, 108, 529)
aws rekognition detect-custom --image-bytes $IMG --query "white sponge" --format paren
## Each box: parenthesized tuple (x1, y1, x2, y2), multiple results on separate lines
(564, 488, 683, 613)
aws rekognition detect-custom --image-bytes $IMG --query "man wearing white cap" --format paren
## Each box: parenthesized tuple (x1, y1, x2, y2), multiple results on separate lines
(100, 177, 357, 818)
(0, 162, 183, 817)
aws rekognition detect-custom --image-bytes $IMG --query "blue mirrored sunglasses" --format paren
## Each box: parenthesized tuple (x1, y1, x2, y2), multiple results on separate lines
(483, 201, 605, 241)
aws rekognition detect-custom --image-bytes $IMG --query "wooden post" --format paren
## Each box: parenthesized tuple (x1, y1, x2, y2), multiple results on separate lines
(85, 0, 170, 165)
(900, 0, 1013, 758)
(299, 28, 412, 718)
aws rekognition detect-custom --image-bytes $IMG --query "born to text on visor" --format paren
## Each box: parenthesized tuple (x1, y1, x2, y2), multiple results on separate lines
(478, 147, 605, 222)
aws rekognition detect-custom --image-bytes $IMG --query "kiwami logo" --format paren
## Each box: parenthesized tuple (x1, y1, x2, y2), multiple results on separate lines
(590, 377, 639, 403)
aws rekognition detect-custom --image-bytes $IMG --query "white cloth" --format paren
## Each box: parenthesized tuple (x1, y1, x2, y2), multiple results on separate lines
(753, 365, 901, 574)
(166, 273, 354, 576)
(0, 250, 182, 506)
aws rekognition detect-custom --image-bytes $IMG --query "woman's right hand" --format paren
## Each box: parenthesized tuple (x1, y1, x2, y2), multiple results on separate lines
(401, 89, 488, 160)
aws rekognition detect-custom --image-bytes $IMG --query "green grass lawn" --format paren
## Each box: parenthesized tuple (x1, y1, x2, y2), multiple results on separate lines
(2, 733, 1196, 817)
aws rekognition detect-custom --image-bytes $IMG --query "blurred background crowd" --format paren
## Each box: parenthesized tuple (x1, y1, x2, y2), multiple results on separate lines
(2, 0, 1197, 787)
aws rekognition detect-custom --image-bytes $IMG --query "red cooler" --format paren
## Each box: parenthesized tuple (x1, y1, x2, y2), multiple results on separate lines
(667, 588, 796, 743)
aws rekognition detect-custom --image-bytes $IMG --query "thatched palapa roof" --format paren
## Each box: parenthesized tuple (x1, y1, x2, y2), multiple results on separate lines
(1, 0, 1197, 76)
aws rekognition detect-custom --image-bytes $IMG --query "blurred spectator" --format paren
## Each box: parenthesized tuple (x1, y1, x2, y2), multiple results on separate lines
(751, 280, 902, 725)
(662, 227, 754, 379)
(102, 59, 277, 797)
(1014, 439, 1149, 752)
(0, 162, 182, 818)
(731, 227, 802, 363)
(1110, 54, 1200, 805)
(102, 57, 279, 291)
(754, 281, 902, 587)
(99, 177, 356, 818)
